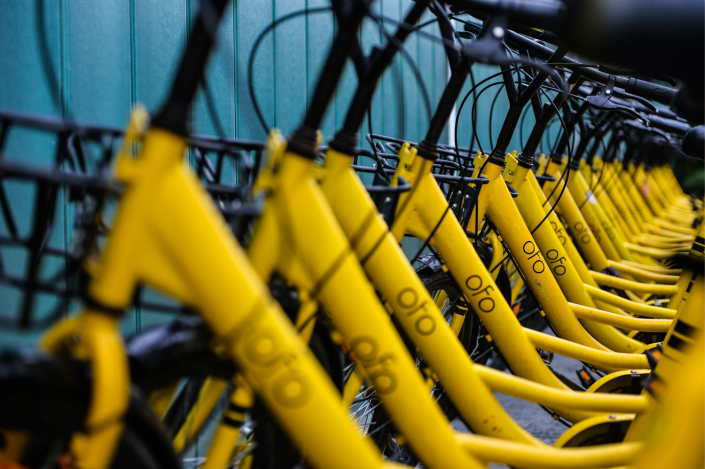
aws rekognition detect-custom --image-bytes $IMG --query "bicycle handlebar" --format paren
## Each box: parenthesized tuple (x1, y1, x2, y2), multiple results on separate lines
(462, 22, 678, 107)
(646, 115, 692, 136)
(455, 0, 703, 89)
(451, 0, 564, 33)
(602, 96, 692, 136)
(153, 0, 230, 135)
(620, 78, 676, 107)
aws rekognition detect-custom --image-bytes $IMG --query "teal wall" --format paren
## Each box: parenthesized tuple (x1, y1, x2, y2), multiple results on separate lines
(0, 0, 454, 343)
(0, 3, 544, 345)
(0, 0, 451, 143)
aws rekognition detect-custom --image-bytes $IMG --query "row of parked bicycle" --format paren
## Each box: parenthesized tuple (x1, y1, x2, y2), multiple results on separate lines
(0, 0, 703, 468)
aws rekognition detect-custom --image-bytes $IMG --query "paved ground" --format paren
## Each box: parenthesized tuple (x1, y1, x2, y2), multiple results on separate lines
(447, 328, 590, 468)
(181, 326, 590, 468)
(451, 351, 584, 444)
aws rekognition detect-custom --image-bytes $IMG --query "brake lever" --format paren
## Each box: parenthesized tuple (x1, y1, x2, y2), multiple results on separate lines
(586, 81, 649, 123)
(460, 15, 510, 65)
(611, 89, 657, 113)
(586, 79, 615, 108)
(586, 95, 648, 122)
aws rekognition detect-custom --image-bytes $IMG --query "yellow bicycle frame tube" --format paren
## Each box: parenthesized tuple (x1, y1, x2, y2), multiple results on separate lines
(40, 312, 128, 469)
(528, 166, 680, 331)
(619, 165, 660, 232)
(542, 158, 610, 272)
(529, 165, 653, 314)
(572, 168, 636, 262)
(41, 111, 388, 469)
(569, 303, 671, 332)
(625, 262, 704, 467)
(565, 168, 624, 262)
(595, 159, 644, 242)
(247, 131, 482, 469)
(586, 162, 637, 245)
(390, 144, 595, 423)
(172, 378, 229, 453)
(203, 376, 254, 469)
(319, 147, 541, 445)
(469, 153, 610, 352)
(632, 307, 703, 469)
(473, 365, 648, 413)
(456, 433, 642, 469)
(506, 155, 644, 354)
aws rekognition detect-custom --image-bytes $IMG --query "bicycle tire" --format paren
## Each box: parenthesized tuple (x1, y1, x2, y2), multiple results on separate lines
(0, 350, 179, 469)
(153, 319, 343, 469)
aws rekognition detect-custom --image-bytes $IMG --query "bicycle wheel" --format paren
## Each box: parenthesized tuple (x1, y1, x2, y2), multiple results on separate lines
(0, 350, 180, 469)
(152, 318, 343, 469)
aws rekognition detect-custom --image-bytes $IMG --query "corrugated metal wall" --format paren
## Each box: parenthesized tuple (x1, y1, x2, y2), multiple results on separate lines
(0, 0, 453, 142)
(0, 1, 526, 342)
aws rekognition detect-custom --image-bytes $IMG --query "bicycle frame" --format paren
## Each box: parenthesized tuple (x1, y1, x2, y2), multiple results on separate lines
(463, 153, 662, 367)
(512, 155, 688, 339)
(245, 132, 482, 469)
(1, 1, 702, 467)
(504, 152, 647, 353)
(323, 142, 663, 413)
(36, 109, 389, 469)
(389, 143, 600, 422)
(166, 139, 663, 463)
(319, 146, 542, 445)
(541, 156, 690, 277)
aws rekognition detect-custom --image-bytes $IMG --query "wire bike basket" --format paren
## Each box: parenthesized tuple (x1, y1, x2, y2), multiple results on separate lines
(365, 133, 490, 230)
(0, 110, 264, 330)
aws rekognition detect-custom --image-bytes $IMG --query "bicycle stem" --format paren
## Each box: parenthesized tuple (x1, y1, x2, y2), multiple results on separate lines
(522, 73, 584, 160)
(289, 0, 373, 159)
(329, 0, 433, 154)
(153, 0, 230, 136)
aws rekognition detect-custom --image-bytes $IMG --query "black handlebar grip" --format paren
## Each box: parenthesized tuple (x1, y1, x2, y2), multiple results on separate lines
(648, 115, 691, 135)
(682, 126, 704, 160)
(622, 78, 676, 107)
(455, 0, 564, 33)
(654, 107, 679, 120)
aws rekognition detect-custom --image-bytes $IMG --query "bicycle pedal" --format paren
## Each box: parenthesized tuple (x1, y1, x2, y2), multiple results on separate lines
(537, 348, 554, 365)
(576, 366, 598, 388)
(645, 343, 664, 369)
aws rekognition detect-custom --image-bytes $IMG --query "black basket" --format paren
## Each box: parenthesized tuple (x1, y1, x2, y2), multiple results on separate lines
(0, 110, 263, 330)
(364, 133, 490, 229)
